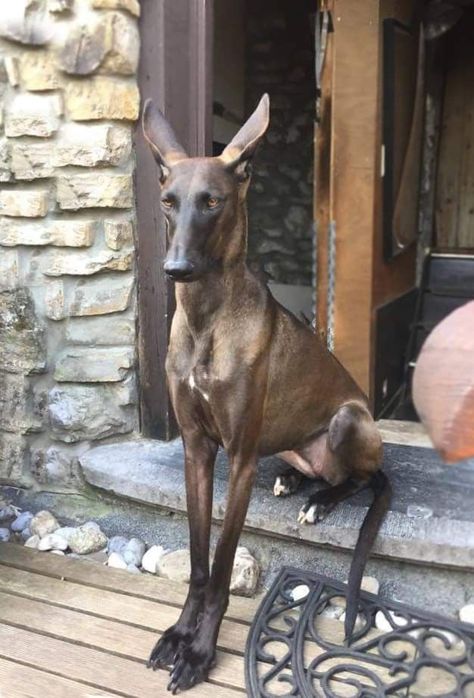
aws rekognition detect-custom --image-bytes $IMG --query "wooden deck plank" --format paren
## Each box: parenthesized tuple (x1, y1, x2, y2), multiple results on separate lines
(0, 656, 122, 698)
(0, 544, 258, 624)
(0, 624, 243, 698)
(0, 591, 245, 692)
(0, 565, 248, 655)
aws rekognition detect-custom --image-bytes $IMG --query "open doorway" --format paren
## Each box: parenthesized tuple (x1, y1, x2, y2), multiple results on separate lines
(376, 1, 474, 420)
(213, 0, 316, 321)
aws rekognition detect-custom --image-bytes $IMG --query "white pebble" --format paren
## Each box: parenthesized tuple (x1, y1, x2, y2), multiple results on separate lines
(107, 552, 127, 570)
(50, 550, 65, 556)
(361, 576, 380, 595)
(127, 563, 141, 574)
(459, 604, 474, 625)
(38, 533, 68, 551)
(375, 610, 408, 632)
(291, 584, 310, 602)
(142, 545, 166, 574)
(320, 605, 344, 621)
(24, 534, 40, 549)
(30, 511, 59, 538)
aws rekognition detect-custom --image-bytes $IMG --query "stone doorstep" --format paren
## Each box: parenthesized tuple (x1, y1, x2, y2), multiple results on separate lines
(79, 436, 474, 571)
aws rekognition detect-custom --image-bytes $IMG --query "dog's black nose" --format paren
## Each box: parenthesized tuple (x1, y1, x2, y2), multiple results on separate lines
(163, 260, 194, 280)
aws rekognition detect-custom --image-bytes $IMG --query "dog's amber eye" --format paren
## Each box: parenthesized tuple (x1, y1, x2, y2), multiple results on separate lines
(162, 197, 174, 209)
(207, 197, 219, 209)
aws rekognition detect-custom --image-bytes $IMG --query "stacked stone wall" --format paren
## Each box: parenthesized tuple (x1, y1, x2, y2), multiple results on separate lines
(245, 0, 315, 286)
(0, 0, 140, 488)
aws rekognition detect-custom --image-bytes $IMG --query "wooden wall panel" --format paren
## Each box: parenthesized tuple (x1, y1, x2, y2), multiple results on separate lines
(331, 0, 380, 393)
(436, 14, 474, 250)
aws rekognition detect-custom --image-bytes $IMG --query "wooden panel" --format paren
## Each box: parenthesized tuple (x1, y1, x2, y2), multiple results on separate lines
(0, 657, 121, 698)
(135, 0, 213, 439)
(0, 565, 249, 655)
(436, 14, 474, 250)
(0, 624, 242, 698)
(0, 543, 259, 624)
(330, 0, 380, 393)
(0, 592, 245, 691)
(314, 2, 334, 339)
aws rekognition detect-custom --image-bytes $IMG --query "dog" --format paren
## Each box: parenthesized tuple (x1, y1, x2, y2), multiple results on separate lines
(142, 93, 391, 693)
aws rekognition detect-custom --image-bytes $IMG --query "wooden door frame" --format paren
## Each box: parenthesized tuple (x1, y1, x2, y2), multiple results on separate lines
(135, 0, 214, 440)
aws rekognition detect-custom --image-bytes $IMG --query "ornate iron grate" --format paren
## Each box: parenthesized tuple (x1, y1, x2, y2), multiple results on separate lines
(245, 567, 474, 697)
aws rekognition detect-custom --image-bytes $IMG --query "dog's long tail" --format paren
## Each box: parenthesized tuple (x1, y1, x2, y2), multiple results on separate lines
(344, 470, 392, 644)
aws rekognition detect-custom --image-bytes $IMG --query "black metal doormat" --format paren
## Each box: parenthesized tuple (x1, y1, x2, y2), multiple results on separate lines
(245, 567, 474, 697)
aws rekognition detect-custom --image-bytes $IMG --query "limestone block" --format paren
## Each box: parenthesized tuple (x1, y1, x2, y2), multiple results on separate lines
(59, 19, 107, 75)
(0, 2, 52, 46)
(43, 249, 133, 275)
(54, 346, 134, 382)
(0, 373, 32, 433)
(56, 173, 133, 209)
(0, 289, 46, 374)
(0, 250, 19, 291)
(64, 77, 139, 121)
(44, 281, 66, 320)
(5, 93, 62, 137)
(0, 219, 96, 247)
(48, 383, 135, 441)
(66, 315, 135, 345)
(54, 123, 132, 167)
(4, 57, 20, 86)
(0, 432, 27, 484)
(100, 12, 139, 76)
(0, 139, 11, 182)
(48, 0, 74, 13)
(18, 50, 61, 90)
(91, 0, 140, 17)
(32, 446, 75, 484)
(104, 219, 133, 250)
(70, 275, 134, 316)
(10, 141, 55, 180)
(0, 188, 50, 217)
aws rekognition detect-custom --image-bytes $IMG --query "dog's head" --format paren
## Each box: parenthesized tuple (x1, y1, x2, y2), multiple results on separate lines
(142, 94, 270, 282)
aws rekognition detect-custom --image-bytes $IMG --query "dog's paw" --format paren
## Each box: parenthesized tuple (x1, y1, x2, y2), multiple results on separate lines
(273, 471, 302, 497)
(297, 500, 332, 525)
(147, 625, 192, 671)
(167, 644, 216, 694)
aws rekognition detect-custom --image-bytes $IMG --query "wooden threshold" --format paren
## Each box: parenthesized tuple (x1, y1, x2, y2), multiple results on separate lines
(377, 418, 433, 449)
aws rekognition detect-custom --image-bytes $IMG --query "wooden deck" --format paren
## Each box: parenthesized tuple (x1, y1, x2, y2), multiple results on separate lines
(0, 543, 258, 697)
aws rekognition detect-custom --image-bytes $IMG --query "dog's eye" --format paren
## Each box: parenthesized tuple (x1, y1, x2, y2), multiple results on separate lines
(207, 197, 220, 209)
(161, 197, 174, 209)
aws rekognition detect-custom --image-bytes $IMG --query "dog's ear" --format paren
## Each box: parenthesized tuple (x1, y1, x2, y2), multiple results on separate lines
(219, 93, 270, 179)
(142, 99, 188, 183)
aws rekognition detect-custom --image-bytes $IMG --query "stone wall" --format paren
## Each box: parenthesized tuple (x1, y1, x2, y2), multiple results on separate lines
(0, 0, 140, 488)
(245, 0, 315, 286)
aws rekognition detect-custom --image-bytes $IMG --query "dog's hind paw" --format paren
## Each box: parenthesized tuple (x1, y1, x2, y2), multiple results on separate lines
(298, 500, 332, 525)
(273, 471, 302, 497)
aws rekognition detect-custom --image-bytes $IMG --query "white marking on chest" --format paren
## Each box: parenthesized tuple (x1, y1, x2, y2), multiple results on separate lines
(188, 371, 210, 402)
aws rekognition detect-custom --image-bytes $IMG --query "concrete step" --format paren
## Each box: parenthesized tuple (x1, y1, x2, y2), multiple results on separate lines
(79, 424, 474, 572)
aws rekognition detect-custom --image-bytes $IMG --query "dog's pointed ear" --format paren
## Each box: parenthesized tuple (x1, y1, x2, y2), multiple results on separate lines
(141, 99, 188, 183)
(219, 93, 270, 179)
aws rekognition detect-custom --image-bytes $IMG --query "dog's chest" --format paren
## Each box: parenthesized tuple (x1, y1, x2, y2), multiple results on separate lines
(188, 365, 211, 402)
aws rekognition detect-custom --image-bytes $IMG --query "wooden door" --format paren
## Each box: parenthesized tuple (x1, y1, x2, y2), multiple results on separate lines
(135, 0, 214, 440)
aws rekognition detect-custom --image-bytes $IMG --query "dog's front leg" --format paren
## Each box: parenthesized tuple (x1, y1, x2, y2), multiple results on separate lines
(168, 452, 258, 692)
(148, 431, 217, 671)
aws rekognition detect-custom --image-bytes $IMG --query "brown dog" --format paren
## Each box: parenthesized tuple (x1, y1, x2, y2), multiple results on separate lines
(142, 93, 391, 693)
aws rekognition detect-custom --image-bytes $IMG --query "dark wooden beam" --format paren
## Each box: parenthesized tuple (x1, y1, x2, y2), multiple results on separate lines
(135, 0, 213, 439)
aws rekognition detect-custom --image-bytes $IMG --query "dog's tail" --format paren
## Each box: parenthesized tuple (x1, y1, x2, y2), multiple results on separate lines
(344, 470, 392, 644)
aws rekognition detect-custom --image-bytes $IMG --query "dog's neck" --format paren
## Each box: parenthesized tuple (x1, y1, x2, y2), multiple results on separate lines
(175, 200, 251, 334)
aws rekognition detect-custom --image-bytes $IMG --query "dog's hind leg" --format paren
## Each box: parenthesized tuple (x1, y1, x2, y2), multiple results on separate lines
(298, 478, 366, 523)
